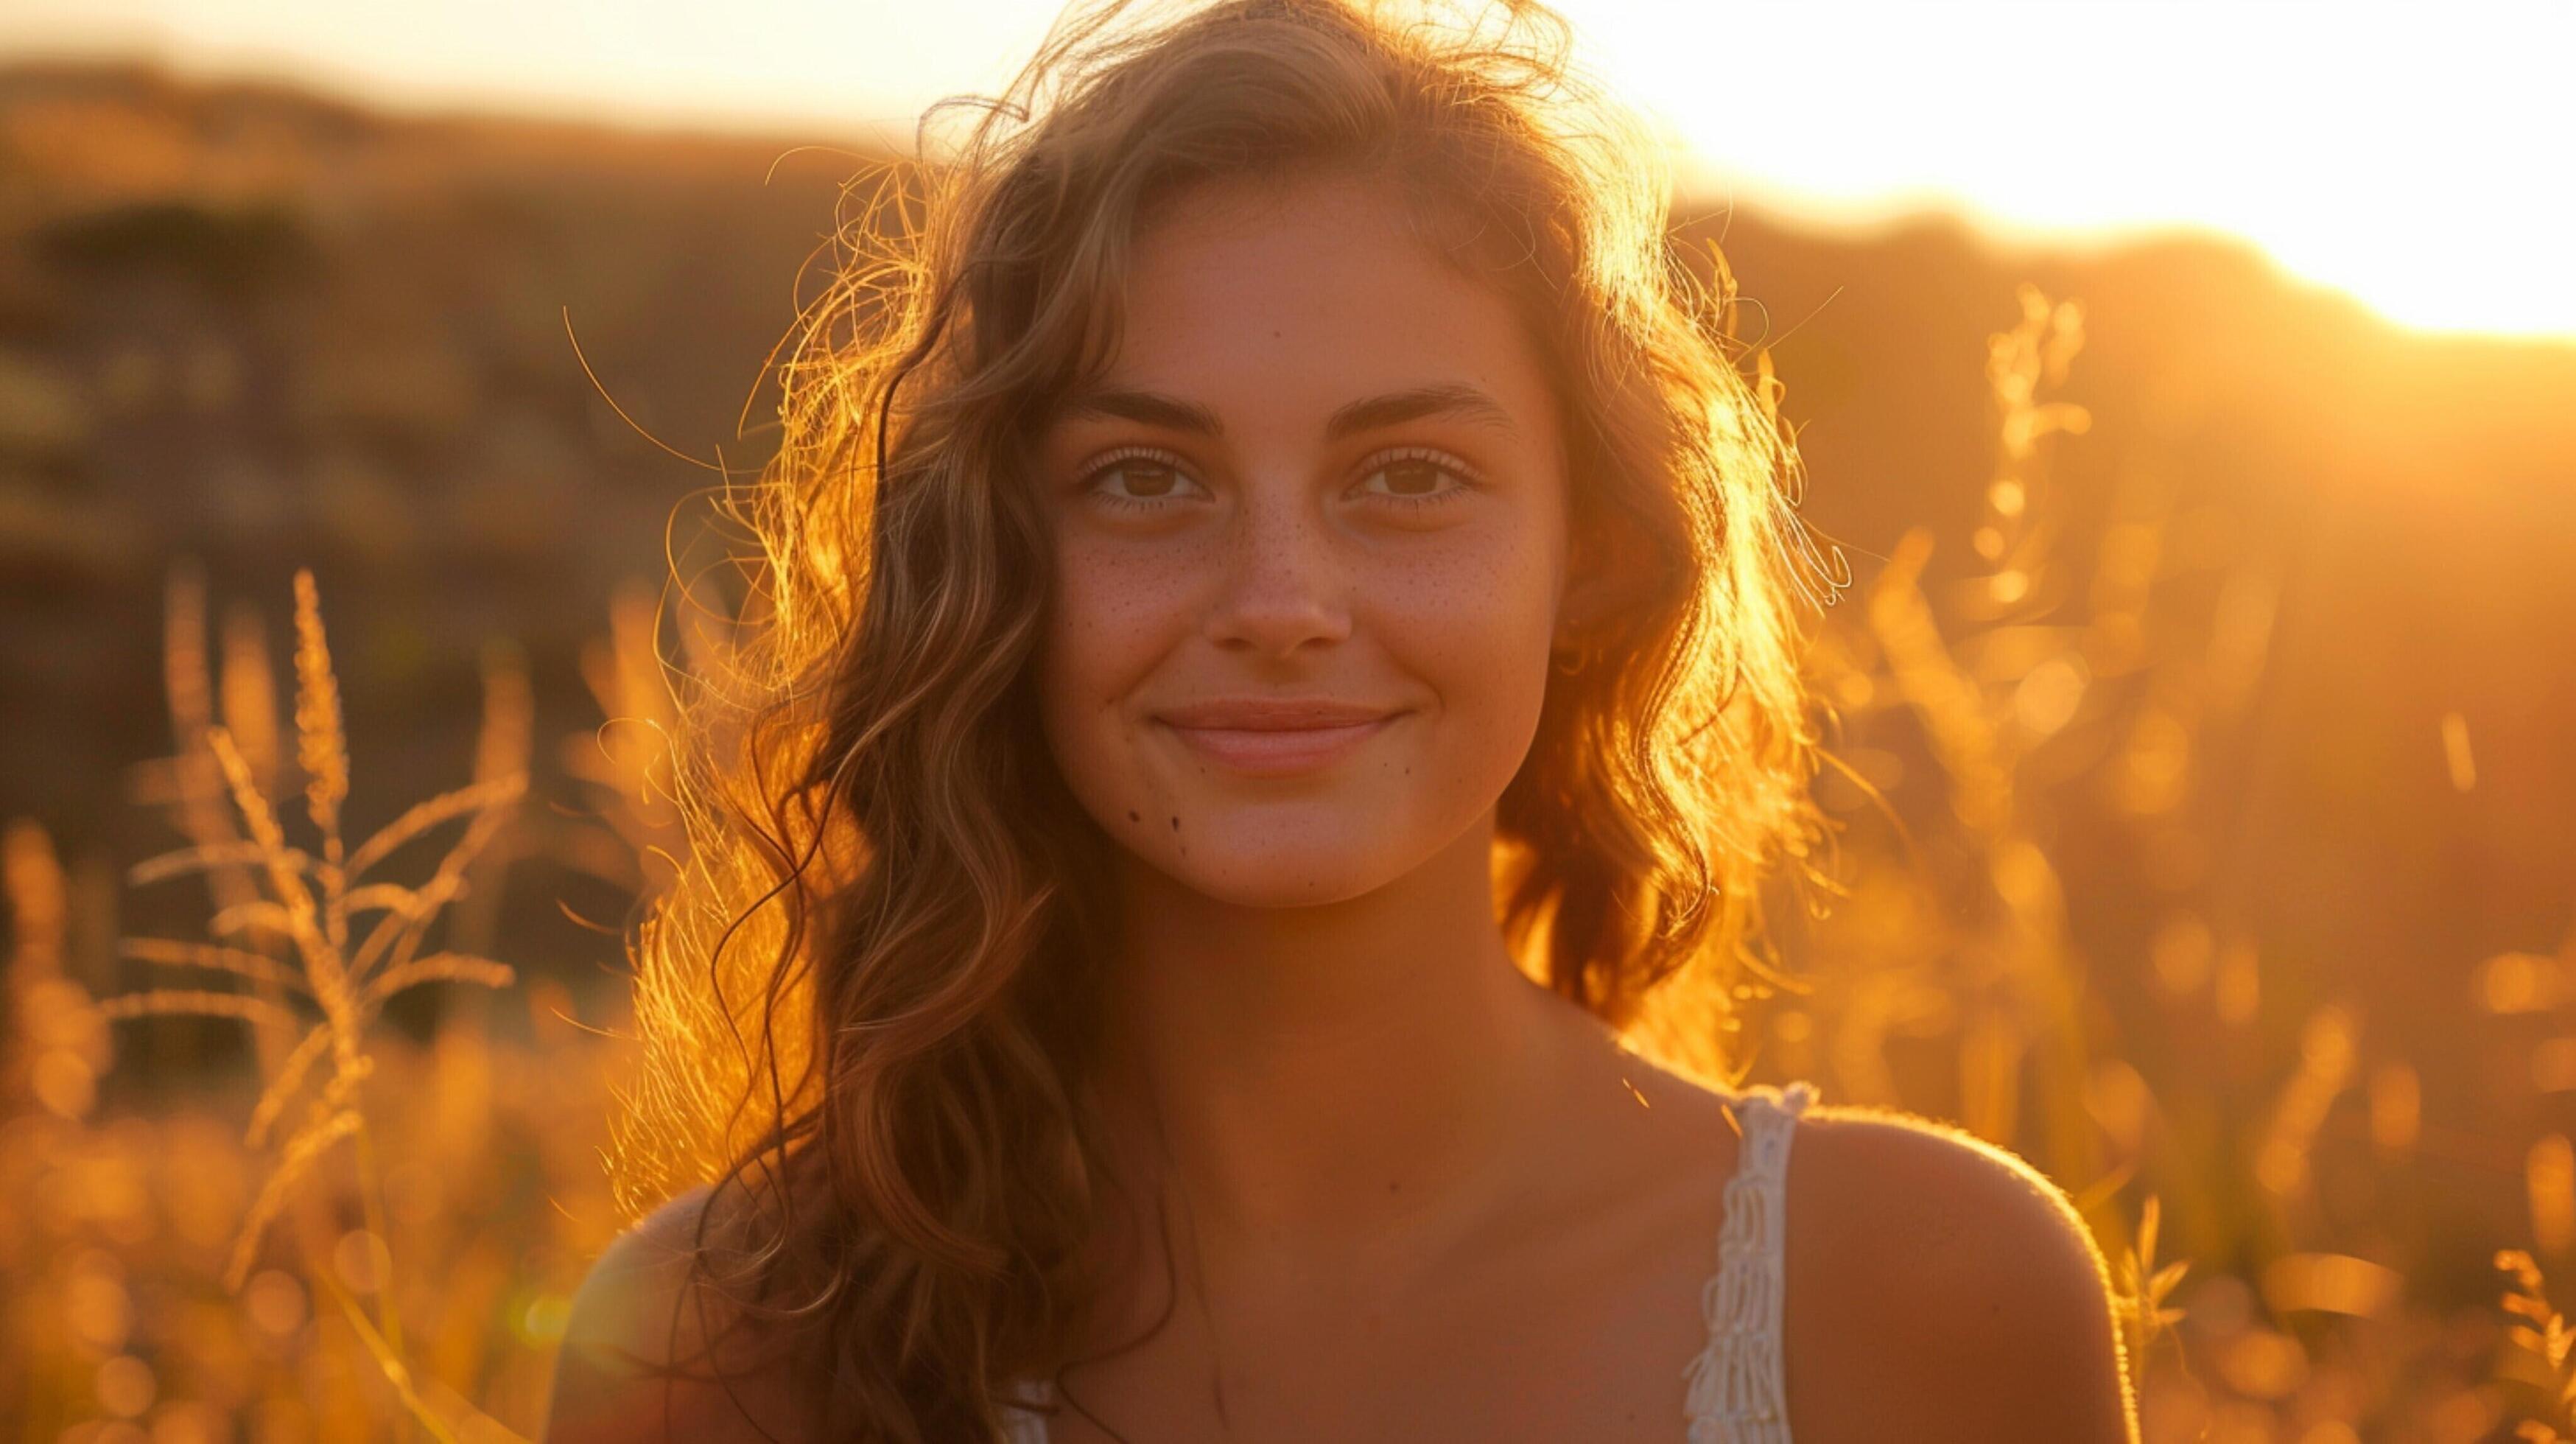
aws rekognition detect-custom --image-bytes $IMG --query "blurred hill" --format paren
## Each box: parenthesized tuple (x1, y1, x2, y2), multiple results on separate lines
(1, 59, 2571, 1049)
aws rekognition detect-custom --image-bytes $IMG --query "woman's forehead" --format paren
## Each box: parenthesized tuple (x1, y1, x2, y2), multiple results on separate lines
(1088, 175, 1554, 425)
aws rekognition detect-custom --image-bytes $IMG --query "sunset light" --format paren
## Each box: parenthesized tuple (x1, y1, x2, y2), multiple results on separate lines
(5, 0, 2569, 340)
(8, 0, 2576, 1438)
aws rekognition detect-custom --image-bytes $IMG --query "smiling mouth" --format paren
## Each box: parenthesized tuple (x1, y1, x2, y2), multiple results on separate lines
(1154, 712, 1405, 776)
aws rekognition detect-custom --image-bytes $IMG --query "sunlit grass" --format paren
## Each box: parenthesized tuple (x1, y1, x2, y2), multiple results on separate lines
(0, 569, 620, 1440)
(0, 287, 2566, 1440)
(108, 571, 531, 1440)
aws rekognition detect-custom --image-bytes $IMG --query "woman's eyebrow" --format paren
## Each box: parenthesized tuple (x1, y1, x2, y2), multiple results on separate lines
(1324, 383, 1518, 441)
(1059, 388, 1225, 435)
(1054, 382, 1519, 441)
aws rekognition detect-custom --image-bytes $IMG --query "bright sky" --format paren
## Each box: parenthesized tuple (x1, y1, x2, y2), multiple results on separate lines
(4, 0, 2570, 339)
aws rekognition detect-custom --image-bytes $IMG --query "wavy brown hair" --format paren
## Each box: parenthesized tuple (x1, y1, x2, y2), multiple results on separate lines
(607, 0, 1842, 1436)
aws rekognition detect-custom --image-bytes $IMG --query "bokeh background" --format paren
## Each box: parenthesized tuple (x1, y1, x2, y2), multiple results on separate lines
(1, 1, 2572, 1439)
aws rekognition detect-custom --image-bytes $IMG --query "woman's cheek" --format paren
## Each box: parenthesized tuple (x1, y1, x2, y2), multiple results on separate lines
(1375, 536, 1557, 756)
(1037, 546, 1189, 830)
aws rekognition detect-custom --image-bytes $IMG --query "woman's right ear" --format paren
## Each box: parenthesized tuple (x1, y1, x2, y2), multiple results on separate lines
(1547, 543, 1610, 675)
(1549, 592, 1610, 677)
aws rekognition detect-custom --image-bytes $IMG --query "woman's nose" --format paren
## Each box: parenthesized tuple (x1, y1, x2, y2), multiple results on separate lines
(1203, 483, 1352, 661)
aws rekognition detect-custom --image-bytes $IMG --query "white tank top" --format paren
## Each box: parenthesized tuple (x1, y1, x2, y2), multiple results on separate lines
(1006, 1081, 1812, 1443)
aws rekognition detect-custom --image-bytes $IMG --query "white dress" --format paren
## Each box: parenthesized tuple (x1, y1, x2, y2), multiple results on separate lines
(1006, 1081, 1813, 1443)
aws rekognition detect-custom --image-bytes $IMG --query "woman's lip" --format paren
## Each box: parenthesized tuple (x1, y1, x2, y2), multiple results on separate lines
(1157, 713, 1404, 775)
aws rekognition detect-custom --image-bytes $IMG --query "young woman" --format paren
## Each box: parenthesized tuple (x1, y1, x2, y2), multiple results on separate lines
(546, 0, 2138, 1440)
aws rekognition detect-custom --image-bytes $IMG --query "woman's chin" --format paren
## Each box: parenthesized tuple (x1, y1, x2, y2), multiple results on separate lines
(1143, 833, 1411, 908)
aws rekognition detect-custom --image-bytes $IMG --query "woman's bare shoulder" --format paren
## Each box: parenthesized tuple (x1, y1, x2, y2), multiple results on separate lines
(544, 1183, 802, 1443)
(1783, 1104, 2138, 1443)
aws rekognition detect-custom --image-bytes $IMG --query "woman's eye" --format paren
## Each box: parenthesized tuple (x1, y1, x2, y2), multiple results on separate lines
(1352, 451, 1475, 508)
(1076, 447, 1475, 514)
(1083, 452, 1201, 509)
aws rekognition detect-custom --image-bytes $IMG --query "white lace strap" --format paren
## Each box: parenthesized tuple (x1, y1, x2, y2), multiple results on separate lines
(1681, 1080, 1813, 1443)
(1002, 1377, 1053, 1444)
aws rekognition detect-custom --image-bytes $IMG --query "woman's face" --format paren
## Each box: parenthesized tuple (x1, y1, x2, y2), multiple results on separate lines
(1033, 171, 1569, 907)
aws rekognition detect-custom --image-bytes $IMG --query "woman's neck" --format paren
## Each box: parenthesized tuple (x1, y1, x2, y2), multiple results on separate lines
(1094, 812, 1574, 1264)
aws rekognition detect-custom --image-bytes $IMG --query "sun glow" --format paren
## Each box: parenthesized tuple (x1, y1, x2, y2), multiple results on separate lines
(1582, 1, 2576, 342)
(2, 0, 2567, 339)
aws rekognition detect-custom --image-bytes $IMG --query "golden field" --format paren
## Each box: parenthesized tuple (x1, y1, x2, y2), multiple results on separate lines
(4, 63, 2575, 1442)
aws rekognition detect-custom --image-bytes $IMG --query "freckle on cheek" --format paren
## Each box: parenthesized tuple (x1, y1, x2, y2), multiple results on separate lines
(1127, 810, 1140, 822)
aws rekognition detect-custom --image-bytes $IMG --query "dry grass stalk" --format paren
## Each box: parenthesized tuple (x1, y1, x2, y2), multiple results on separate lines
(2500, 1249, 2576, 1440)
(1817, 287, 2105, 1185)
(102, 567, 533, 1437)
(7, 818, 112, 1121)
(2117, 1195, 2190, 1377)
